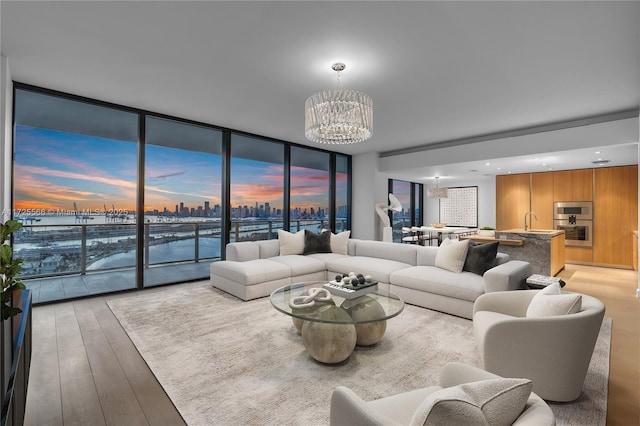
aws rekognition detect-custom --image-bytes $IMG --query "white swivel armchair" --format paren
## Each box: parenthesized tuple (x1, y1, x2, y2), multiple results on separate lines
(330, 362, 555, 426)
(473, 289, 605, 402)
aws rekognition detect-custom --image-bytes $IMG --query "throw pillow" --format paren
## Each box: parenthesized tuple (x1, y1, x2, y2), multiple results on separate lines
(410, 378, 533, 426)
(526, 282, 582, 317)
(463, 241, 500, 276)
(277, 230, 305, 255)
(330, 230, 351, 255)
(435, 238, 470, 273)
(303, 230, 332, 255)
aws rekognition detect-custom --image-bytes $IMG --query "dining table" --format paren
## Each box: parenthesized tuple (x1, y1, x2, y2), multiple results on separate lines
(410, 226, 474, 246)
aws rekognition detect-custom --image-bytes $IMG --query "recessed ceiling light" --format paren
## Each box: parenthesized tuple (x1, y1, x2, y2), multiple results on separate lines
(485, 163, 490, 166)
(497, 167, 501, 170)
(542, 163, 547, 166)
(595, 151, 601, 154)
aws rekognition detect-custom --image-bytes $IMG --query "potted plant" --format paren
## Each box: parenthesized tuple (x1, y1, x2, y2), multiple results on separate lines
(477, 226, 496, 237)
(1, 219, 26, 320)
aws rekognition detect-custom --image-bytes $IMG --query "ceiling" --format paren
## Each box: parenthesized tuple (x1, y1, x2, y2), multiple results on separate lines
(2, 1, 639, 181)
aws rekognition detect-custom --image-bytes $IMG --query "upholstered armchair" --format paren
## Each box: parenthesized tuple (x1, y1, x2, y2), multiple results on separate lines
(473, 289, 605, 402)
(330, 362, 555, 426)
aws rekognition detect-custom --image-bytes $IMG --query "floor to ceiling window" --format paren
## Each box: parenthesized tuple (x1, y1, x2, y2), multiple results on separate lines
(335, 154, 350, 233)
(290, 147, 330, 233)
(143, 116, 223, 287)
(11, 84, 352, 303)
(230, 134, 284, 242)
(13, 88, 139, 302)
(389, 179, 423, 242)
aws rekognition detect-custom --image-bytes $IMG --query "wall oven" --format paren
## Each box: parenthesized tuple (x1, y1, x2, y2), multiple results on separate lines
(554, 201, 593, 221)
(554, 220, 593, 247)
(554, 201, 593, 247)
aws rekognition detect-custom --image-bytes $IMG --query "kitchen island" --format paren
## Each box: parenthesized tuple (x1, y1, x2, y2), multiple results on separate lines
(461, 229, 565, 276)
(495, 229, 565, 276)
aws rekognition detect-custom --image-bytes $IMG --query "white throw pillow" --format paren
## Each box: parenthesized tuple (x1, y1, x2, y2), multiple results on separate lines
(526, 282, 582, 317)
(330, 230, 351, 255)
(434, 238, 470, 273)
(410, 378, 533, 426)
(277, 230, 305, 255)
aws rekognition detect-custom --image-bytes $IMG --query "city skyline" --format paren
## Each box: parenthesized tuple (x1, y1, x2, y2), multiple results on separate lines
(14, 125, 346, 213)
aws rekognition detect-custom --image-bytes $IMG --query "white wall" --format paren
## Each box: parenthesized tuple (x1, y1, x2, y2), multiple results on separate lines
(1, 56, 12, 222)
(423, 176, 496, 229)
(351, 152, 387, 241)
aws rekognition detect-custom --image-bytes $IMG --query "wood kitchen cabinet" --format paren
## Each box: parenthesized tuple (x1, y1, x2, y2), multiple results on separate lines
(531, 172, 554, 229)
(593, 165, 638, 268)
(497, 172, 557, 230)
(553, 169, 593, 201)
(496, 174, 530, 230)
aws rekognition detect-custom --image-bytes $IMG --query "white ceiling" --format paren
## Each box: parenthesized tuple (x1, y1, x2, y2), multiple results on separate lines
(1, 1, 639, 181)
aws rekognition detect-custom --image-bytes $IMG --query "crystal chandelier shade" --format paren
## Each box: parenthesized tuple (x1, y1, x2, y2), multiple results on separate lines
(427, 177, 448, 198)
(305, 63, 373, 145)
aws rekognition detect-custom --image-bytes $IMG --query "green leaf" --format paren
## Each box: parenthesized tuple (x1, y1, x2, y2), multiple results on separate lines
(1, 303, 22, 321)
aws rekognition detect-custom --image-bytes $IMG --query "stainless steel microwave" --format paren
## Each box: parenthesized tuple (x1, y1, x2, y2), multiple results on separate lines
(553, 201, 593, 221)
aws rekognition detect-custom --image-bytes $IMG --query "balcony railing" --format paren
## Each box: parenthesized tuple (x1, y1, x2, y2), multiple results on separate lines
(14, 218, 347, 279)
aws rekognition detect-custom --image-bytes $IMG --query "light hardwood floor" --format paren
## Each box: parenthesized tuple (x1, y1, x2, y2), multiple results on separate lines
(24, 264, 639, 425)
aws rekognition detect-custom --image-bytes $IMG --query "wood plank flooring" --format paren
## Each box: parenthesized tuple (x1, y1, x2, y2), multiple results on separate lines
(24, 265, 639, 425)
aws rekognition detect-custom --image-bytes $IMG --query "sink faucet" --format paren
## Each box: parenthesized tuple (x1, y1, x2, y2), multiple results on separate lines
(524, 211, 538, 231)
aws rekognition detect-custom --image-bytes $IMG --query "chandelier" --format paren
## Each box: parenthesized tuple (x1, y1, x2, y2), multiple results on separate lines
(427, 177, 448, 198)
(305, 63, 373, 144)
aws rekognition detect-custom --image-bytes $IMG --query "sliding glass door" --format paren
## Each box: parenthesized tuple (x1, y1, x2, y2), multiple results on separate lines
(143, 116, 223, 287)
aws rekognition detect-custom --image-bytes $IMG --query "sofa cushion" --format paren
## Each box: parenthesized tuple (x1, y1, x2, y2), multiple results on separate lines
(526, 282, 582, 317)
(416, 246, 438, 267)
(270, 255, 326, 276)
(435, 238, 470, 273)
(330, 230, 351, 255)
(257, 240, 280, 259)
(410, 378, 533, 426)
(226, 241, 260, 262)
(303, 230, 332, 255)
(278, 230, 305, 255)
(210, 259, 290, 286)
(355, 240, 418, 266)
(306, 252, 352, 264)
(463, 241, 499, 276)
(391, 266, 484, 302)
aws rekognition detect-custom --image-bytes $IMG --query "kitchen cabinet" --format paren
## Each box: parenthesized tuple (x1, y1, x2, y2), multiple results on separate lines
(496, 174, 530, 231)
(572, 169, 593, 201)
(593, 165, 638, 268)
(531, 172, 554, 229)
(553, 169, 593, 201)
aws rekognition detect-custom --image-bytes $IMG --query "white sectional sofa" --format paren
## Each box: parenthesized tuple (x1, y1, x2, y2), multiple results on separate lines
(210, 237, 532, 319)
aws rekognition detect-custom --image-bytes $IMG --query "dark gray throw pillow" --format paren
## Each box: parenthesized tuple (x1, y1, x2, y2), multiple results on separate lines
(463, 241, 500, 276)
(303, 230, 332, 255)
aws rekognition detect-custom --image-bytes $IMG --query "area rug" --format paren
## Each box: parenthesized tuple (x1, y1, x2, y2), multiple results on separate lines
(108, 284, 611, 426)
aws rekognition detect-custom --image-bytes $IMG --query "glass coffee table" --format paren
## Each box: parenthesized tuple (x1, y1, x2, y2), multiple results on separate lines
(270, 281, 404, 364)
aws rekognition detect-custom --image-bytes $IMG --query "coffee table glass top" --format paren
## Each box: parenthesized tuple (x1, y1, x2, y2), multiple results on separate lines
(270, 281, 404, 325)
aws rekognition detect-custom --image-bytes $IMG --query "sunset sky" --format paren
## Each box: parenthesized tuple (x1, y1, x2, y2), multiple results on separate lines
(14, 126, 340, 213)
